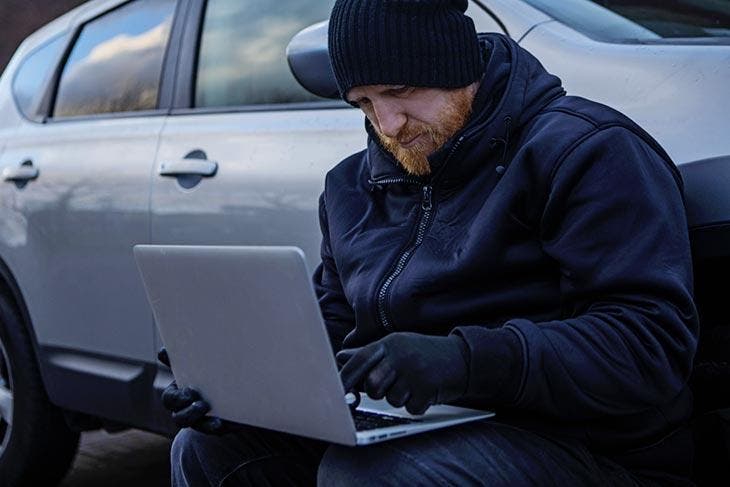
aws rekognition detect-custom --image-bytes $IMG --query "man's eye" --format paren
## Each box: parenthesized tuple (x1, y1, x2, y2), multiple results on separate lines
(359, 98, 372, 107)
(391, 86, 414, 97)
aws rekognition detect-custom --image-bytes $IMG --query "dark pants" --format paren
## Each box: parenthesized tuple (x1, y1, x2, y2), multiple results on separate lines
(170, 421, 676, 486)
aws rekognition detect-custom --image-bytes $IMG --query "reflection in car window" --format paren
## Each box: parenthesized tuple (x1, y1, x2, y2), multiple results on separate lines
(524, 0, 730, 42)
(195, 0, 336, 108)
(13, 35, 65, 120)
(54, 0, 176, 118)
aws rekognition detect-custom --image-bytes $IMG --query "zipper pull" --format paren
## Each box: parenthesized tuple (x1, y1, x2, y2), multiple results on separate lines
(422, 185, 433, 211)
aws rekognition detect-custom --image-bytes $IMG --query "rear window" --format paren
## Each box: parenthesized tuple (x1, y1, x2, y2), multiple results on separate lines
(523, 0, 730, 43)
(53, 0, 176, 118)
(12, 35, 65, 121)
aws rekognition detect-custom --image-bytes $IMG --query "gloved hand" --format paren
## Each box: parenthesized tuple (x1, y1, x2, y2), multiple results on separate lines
(158, 348, 237, 435)
(336, 332, 469, 415)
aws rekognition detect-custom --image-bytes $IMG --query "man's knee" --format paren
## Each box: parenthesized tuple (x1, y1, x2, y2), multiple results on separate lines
(171, 428, 241, 486)
(171, 428, 208, 474)
(317, 445, 384, 486)
(317, 444, 427, 486)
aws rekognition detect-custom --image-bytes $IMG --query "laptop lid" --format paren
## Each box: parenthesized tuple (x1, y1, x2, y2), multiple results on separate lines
(134, 245, 358, 445)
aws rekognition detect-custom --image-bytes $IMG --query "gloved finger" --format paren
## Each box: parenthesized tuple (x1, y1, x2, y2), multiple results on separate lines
(338, 343, 386, 393)
(162, 384, 201, 412)
(336, 342, 385, 369)
(335, 348, 357, 369)
(385, 378, 411, 409)
(157, 347, 171, 368)
(364, 361, 396, 400)
(161, 381, 180, 411)
(172, 399, 211, 427)
(405, 394, 433, 416)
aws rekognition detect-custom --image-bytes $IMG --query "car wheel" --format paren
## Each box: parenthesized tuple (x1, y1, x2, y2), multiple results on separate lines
(0, 293, 80, 486)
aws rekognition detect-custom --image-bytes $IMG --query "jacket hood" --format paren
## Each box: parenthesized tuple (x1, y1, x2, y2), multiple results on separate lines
(366, 33, 565, 187)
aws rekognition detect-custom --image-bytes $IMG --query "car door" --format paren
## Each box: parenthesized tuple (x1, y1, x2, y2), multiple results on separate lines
(0, 0, 179, 371)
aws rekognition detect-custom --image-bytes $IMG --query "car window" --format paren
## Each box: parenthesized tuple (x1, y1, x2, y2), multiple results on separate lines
(195, 0, 336, 108)
(523, 0, 730, 43)
(12, 34, 66, 121)
(53, 0, 176, 118)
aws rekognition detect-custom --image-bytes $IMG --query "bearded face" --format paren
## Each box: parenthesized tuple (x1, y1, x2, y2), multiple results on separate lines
(347, 83, 478, 177)
(374, 87, 474, 177)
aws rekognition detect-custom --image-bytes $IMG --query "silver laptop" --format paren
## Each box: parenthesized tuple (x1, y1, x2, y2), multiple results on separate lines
(133, 245, 494, 446)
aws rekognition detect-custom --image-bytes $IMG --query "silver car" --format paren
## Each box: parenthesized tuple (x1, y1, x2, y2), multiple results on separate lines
(0, 0, 728, 484)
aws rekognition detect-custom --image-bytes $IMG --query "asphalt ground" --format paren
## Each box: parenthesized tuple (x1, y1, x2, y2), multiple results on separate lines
(59, 429, 172, 487)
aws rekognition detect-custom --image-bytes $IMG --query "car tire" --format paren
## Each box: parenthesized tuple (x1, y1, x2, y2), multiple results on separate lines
(0, 292, 80, 486)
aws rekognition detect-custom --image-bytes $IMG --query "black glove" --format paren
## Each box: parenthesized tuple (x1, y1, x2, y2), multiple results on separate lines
(158, 348, 237, 435)
(336, 333, 469, 415)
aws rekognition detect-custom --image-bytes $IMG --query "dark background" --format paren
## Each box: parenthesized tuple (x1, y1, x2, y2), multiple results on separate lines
(0, 0, 86, 72)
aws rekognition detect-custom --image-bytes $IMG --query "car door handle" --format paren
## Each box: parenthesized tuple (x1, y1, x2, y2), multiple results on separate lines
(3, 161, 39, 182)
(158, 159, 218, 177)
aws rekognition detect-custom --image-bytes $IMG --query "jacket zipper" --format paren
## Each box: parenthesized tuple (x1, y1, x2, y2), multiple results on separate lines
(374, 134, 468, 332)
(377, 184, 433, 331)
(368, 176, 423, 187)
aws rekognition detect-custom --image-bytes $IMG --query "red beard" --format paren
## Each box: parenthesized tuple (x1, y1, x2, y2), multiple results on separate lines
(375, 88, 474, 177)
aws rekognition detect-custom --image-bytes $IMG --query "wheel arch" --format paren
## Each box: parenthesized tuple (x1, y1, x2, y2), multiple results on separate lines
(0, 255, 50, 393)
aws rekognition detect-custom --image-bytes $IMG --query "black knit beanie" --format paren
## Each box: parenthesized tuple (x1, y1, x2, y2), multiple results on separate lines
(328, 0, 484, 98)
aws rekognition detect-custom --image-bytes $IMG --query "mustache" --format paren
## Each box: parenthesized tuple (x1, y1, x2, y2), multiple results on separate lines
(382, 123, 429, 147)
(377, 122, 442, 177)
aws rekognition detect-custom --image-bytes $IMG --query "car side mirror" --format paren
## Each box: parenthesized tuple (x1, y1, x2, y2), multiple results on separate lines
(286, 21, 340, 99)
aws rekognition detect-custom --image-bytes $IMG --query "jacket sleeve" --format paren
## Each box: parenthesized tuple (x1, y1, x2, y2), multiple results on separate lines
(313, 191, 356, 354)
(453, 126, 699, 420)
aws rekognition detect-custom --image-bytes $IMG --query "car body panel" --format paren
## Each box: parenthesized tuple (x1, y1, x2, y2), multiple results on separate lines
(0, 72, 21, 148)
(151, 109, 365, 270)
(520, 20, 730, 165)
(0, 115, 160, 361)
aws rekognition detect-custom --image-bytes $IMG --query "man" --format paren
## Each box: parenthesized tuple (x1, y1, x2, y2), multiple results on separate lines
(164, 0, 698, 485)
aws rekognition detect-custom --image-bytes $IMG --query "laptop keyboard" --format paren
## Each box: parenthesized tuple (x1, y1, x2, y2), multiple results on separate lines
(352, 409, 420, 431)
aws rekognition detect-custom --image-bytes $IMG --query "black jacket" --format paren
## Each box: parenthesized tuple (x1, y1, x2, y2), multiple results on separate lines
(313, 33, 698, 474)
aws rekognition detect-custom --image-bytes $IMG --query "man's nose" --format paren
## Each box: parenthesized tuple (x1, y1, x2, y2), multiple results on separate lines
(373, 102, 407, 138)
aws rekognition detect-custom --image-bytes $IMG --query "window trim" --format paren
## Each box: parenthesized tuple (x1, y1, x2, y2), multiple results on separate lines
(158, 0, 191, 110)
(45, 0, 185, 123)
(45, 109, 168, 124)
(171, 0, 205, 109)
(173, 0, 347, 114)
(170, 100, 350, 117)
